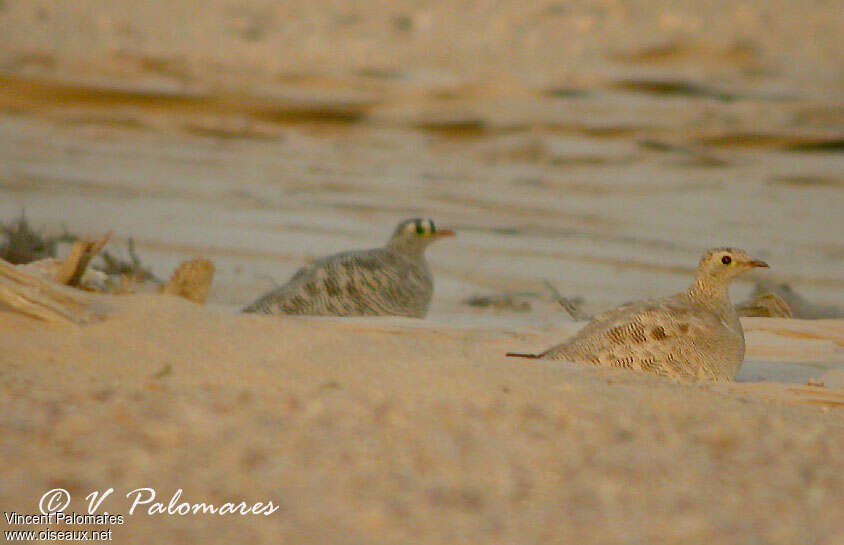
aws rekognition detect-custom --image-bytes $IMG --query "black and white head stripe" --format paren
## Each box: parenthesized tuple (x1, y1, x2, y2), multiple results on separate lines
(405, 218, 435, 235)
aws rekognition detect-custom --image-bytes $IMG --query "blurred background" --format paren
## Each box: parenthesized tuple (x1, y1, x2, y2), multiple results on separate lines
(0, 0, 841, 321)
(1, 4, 843, 545)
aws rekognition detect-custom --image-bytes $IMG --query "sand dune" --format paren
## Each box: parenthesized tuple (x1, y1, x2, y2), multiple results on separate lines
(2, 294, 843, 544)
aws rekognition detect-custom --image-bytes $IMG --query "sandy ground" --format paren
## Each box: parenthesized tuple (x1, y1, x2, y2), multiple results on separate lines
(1, 296, 843, 544)
(1, 0, 843, 543)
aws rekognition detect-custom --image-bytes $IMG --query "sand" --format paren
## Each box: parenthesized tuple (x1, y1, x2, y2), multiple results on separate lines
(1, 295, 843, 544)
(1, 0, 843, 543)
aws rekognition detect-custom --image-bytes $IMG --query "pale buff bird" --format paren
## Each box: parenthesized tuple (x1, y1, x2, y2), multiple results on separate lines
(508, 248, 770, 381)
(243, 219, 454, 318)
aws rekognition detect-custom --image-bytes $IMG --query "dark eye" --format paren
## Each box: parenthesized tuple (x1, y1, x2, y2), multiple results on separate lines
(415, 222, 424, 235)
(721, 256, 732, 265)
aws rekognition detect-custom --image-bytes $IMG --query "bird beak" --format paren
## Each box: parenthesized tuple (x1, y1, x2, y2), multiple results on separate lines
(434, 229, 456, 238)
(748, 259, 769, 268)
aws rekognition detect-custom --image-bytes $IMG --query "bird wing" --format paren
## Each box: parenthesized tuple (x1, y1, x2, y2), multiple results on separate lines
(244, 249, 431, 317)
(541, 294, 738, 379)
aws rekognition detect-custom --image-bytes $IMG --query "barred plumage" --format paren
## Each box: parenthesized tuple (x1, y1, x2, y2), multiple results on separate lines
(508, 248, 770, 381)
(243, 218, 453, 318)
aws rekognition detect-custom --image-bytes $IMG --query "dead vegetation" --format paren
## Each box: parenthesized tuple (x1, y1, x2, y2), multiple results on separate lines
(543, 280, 589, 321)
(742, 279, 843, 319)
(462, 293, 532, 312)
(0, 212, 70, 264)
(159, 258, 215, 304)
(735, 292, 793, 318)
(97, 238, 160, 283)
(0, 214, 216, 323)
(0, 258, 95, 324)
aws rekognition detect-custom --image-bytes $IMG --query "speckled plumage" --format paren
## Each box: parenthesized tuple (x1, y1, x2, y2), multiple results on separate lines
(509, 248, 770, 381)
(243, 219, 452, 318)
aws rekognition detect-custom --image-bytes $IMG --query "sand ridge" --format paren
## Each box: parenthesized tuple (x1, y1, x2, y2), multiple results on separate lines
(2, 294, 843, 543)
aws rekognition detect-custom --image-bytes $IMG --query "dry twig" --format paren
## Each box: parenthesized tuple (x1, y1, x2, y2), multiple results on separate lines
(56, 232, 113, 286)
(543, 279, 590, 321)
(0, 258, 94, 324)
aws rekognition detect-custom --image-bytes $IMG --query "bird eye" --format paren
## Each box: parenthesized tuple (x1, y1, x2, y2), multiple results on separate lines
(415, 222, 425, 235)
(721, 256, 732, 265)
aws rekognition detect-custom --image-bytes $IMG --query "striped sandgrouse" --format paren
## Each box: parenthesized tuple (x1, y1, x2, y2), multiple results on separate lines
(508, 248, 769, 381)
(243, 219, 453, 318)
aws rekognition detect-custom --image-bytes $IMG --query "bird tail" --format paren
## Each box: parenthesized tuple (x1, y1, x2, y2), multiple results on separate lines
(506, 352, 541, 359)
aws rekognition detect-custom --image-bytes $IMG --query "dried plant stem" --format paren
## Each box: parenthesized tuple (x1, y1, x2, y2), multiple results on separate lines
(543, 279, 590, 321)
(0, 258, 93, 324)
(56, 232, 112, 286)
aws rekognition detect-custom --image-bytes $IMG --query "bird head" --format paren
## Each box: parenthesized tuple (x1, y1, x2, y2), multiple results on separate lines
(387, 218, 454, 254)
(696, 248, 769, 284)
